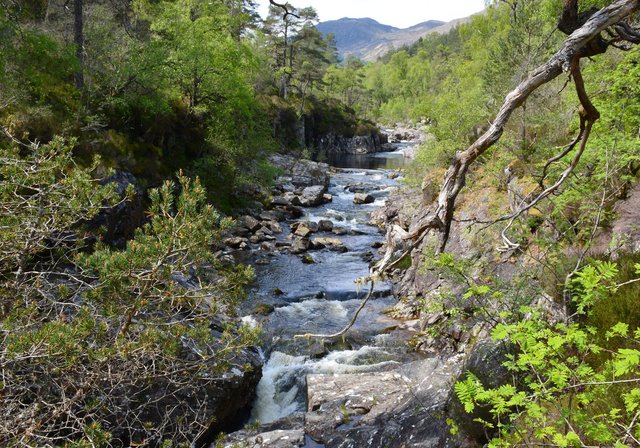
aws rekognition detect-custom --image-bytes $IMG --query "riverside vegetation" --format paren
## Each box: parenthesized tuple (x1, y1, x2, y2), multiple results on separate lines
(1, 0, 640, 447)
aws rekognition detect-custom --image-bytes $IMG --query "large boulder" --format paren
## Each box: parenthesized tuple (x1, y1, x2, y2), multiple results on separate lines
(292, 221, 319, 238)
(318, 220, 334, 232)
(269, 154, 330, 190)
(239, 215, 262, 233)
(300, 185, 327, 207)
(304, 356, 464, 448)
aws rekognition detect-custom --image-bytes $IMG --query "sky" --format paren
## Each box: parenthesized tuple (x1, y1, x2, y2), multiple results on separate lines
(256, 0, 487, 28)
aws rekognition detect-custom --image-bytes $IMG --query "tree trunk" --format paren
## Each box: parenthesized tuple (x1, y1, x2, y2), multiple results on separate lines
(74, 0, 84, 89)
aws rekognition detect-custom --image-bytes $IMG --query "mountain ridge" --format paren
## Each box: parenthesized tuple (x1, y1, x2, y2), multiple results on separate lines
(317, 17, 462, 61)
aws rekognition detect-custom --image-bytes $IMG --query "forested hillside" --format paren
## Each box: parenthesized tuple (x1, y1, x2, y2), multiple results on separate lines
(0, 0, 378, 445)
(1, 0, 640, 447)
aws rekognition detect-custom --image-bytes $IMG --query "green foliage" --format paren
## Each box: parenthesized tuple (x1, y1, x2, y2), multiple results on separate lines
(0, 137, 116, 274)
(0, 139, 258, 445)
(455, 261, 640, 447)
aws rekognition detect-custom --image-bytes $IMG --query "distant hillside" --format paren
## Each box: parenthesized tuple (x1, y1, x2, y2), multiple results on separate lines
(317, 17, 472, 61)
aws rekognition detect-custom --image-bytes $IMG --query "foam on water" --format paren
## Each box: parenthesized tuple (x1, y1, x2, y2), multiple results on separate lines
(251, 346, 400, 424)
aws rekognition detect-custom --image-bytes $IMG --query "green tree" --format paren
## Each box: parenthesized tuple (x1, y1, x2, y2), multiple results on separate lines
(456, 261, 640, 447)
(0, 137, 257, 446)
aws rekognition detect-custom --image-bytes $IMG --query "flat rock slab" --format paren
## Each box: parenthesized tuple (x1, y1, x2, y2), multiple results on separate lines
(221, 414, 306, 448)
(304, 357, 463, 448)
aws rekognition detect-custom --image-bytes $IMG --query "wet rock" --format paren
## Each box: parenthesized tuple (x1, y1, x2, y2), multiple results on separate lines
(224, 237, 249, 249)
(318, 220, 334, 232)
(249, 235, 260, 244)
(312, 237, 347, 252)
(353, 193, 375, 205)
(301, 254, 316, 264)
(260, 242, 275, 252)
(285, 205, 304, 219)
(346, 183, 378, 194)
(360, 251, 375, 263)
(304, 356, 463, 448)
(300, 185, 327, 207)
(291, 238, 311, 254)
(371, 241, 383, 249)
(254, 303, 275, 316)
(332, 227, 348, 236)
(240, 215, 262, 233)
(322, 193, 333, 203)
(308, 340, 328, 359)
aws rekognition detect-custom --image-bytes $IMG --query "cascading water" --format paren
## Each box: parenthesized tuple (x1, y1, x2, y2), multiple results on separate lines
(241, 144, 418, 425)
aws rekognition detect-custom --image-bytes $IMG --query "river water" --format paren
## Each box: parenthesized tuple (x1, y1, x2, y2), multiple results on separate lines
(240, 143, 417, 425)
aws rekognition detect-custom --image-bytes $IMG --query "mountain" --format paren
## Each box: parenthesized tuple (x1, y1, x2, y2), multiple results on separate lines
(317, 18, 451, 61)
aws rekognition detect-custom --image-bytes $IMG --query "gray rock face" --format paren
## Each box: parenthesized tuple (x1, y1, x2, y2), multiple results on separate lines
(448, 341, 513, 444)
(149, 319, 263, 448)
(270, 154, 330, 190)
(317, 132, 389, 155)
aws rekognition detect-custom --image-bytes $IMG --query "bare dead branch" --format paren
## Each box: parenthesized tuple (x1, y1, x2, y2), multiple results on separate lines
(268, 0, 300, 20)
(294, 279, 375, 340)
(418, 0, 640, 254)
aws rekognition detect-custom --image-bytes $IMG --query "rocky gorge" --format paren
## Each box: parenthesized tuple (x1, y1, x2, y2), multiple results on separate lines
(211, 130, 497, 448)
(206, 117, 640, 447)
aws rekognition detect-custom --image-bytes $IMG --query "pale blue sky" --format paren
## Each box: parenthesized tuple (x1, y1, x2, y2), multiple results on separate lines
(256, 0, 487, 28)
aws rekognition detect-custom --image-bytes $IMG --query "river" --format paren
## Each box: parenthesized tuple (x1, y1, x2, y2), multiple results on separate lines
(238, 142, 418, 426)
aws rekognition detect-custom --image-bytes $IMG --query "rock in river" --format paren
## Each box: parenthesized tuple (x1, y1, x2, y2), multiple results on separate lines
(353, 193, 375, 205)
(300, 185, 328, 207)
